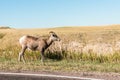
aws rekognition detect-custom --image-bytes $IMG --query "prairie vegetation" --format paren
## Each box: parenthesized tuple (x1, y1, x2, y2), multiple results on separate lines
(0, 25, 120, 73)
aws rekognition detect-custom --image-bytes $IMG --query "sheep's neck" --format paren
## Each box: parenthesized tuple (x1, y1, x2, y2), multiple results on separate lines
(46, 38, 53, 48)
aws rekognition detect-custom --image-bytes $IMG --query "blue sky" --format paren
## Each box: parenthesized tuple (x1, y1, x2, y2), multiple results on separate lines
(0, 0, 120, 28)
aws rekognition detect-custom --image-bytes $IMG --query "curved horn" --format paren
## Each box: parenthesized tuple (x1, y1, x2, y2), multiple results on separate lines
(49, 31, 55, 34)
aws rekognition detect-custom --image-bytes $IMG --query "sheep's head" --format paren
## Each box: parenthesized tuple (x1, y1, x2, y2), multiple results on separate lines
(49, 31, 61, 41)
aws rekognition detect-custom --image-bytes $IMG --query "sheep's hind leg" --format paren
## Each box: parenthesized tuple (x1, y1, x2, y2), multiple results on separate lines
(18, 46, 27, 63)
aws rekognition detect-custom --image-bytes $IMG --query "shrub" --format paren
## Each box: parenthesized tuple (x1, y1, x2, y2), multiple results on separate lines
(0, 33, 5, 39)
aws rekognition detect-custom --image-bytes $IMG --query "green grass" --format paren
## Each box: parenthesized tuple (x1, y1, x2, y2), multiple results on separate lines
(0, 58, 120, 73)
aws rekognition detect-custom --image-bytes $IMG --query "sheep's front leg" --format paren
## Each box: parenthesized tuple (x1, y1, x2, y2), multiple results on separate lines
(40, 49, 45, 64)
(18, 46, 27, 63)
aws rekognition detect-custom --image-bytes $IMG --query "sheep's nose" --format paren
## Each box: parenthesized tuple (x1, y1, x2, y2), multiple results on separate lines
(57, 38, 61, 41)
(58, 38, 61, 41)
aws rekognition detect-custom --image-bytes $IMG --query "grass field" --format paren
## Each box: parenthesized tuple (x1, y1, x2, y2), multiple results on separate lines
(0, 25, 120, 73)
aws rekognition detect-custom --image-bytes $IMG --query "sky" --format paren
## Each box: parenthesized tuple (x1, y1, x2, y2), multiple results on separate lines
(0, 0, 120, 28)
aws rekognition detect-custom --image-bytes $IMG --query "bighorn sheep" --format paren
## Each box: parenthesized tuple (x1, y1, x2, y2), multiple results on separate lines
(18, 31, 61, 63)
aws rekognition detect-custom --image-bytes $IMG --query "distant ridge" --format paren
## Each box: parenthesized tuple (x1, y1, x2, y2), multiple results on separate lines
(0, 26, 11, 29)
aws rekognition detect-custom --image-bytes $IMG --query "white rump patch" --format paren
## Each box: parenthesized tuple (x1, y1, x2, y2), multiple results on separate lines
(19, 36, 27, 45)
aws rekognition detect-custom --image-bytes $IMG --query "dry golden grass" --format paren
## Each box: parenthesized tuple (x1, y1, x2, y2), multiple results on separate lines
(1, 25, 120, 51)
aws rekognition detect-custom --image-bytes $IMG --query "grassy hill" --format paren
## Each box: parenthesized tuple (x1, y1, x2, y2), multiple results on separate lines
(0, 25, 120, 73)
(1, 25, 120, 48)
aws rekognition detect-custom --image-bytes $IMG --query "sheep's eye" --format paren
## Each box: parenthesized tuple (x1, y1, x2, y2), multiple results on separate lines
(53, 34, 57, 37)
